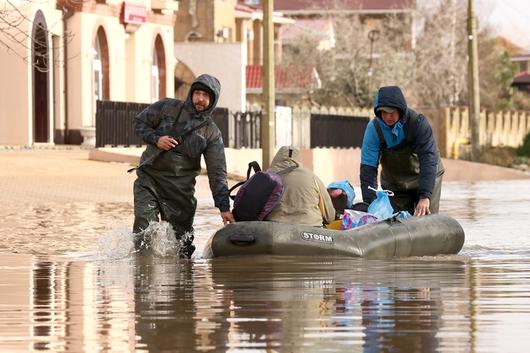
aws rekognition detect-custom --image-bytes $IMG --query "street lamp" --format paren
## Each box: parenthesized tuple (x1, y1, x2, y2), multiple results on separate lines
(367, 29, 380, 105)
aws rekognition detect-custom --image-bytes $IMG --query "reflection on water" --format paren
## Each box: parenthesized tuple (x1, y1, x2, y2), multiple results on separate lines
(441, 180, 530, 256)
(1, 180, 530, 352)
(0, 203, 133, 255)
(3, 255, 530, 352)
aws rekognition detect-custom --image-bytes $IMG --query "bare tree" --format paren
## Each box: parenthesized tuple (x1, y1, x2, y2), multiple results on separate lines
(282, 6, 424, 107)
(281, 0, 473, 108)
(321, 14, 373, 107)
(408, 0, 469, 108)
(283, 14, 378, 107)
(0, 0, 75, 72)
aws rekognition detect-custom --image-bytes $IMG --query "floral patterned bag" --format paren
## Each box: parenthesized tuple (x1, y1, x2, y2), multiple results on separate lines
(341, 210, 379, 230)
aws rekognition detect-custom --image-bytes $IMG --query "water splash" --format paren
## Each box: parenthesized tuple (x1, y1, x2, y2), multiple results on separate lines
(95, 225, 135, 260)
(85, 221, 195, 261)
(135, 221, 194, 258)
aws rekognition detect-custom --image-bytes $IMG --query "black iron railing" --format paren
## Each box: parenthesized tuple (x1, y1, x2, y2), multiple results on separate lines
(310, 114, 370, 148)
(95, 100, 230, 147)
(95, 100, 148, 147)
(233, 111, 261, 148)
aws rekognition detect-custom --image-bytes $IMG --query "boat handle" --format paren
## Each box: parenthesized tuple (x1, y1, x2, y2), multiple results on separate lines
(229, 234, 256, 246)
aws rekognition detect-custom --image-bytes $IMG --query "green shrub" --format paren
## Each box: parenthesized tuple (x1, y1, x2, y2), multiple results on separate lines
(517, 132, 530, 157)
(479, 146, 517, 168)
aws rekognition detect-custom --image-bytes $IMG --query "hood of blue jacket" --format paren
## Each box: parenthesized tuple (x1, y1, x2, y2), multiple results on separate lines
(373, 86, 408, 119)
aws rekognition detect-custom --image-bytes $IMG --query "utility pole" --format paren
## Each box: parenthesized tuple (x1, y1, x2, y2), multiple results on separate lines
(261, 0, 275, 169)
(467, 0, 481, 161)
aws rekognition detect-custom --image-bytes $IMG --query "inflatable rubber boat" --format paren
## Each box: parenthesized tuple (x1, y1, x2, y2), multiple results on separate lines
(204, 214, 465, 259)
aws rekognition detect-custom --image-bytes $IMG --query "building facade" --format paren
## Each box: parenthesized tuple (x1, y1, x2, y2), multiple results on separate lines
(512, 51, 530, 93)
(172, 0, 293, 111)
(0, 0, 177, 145)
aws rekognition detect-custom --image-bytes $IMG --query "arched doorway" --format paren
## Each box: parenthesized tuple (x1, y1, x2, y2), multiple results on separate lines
(93, 26, 109, 124)
(32, 11, 49, 143)
(152, 35, 166, 101)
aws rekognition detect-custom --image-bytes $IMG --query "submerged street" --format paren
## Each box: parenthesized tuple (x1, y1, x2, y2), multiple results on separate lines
(1, 148, 530, 352)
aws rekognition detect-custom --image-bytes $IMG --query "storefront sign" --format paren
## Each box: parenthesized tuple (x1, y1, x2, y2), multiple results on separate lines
(122, 2, 147, 25)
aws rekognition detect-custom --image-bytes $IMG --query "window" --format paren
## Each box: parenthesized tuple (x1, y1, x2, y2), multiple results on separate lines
(93, 37, 103, 120)
(152, 35, 166, 100)
(92, 27, 109, 125)
(151, 49, 159, 102)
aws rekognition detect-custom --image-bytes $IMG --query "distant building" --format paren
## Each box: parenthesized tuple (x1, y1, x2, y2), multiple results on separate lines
(275, 0, 417, 51)
(281, 17, 335, 51)
(512, 52, 530, 93)
(246, 64, 321, 106)
(172, 0, 297, 110)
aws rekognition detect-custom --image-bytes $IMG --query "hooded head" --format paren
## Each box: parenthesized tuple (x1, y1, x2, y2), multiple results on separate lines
(327, 180, 355, 210)
(373, 86, 408, 120)
(269, 146, 302, 172)
(187, 74, 221, 116)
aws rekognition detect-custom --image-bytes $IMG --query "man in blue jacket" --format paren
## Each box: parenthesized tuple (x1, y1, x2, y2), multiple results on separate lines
(360, 86, 444, 216)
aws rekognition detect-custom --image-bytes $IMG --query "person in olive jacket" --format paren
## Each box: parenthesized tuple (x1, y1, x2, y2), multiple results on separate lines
(266, 146, 335, 227)
(133, 74, 234, 258)
(360, 86, 445, 216)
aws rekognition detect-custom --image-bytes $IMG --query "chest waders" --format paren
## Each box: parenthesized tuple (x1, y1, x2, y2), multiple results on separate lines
(373, 115, 444, 215)
(133, 103, 207, 258)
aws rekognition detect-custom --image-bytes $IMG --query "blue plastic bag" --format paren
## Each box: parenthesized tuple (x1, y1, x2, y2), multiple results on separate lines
(367, 187, 394, 220)
(394, 210, 412, 220)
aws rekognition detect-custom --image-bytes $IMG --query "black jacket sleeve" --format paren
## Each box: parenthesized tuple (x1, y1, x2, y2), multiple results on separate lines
(360, 163, 378, 204)
(134, 99, 168, 145)
(411, 115, 439, 199)
(203, 128, 230, 212)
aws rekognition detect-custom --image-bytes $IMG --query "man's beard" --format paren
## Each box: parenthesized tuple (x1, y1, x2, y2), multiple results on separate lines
(194, 104, 206, 111)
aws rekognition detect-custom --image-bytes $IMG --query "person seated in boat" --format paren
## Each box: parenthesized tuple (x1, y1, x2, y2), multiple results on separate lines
(326, 180, 371, 229)
(327, 180, 356, 220)
(265, 146, 335, 227)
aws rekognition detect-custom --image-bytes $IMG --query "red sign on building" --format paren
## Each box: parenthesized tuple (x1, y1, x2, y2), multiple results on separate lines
(122, 2, 147, 25)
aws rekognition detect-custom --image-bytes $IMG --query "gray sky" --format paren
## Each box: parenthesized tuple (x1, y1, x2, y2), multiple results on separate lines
(479, 0, 530, 50)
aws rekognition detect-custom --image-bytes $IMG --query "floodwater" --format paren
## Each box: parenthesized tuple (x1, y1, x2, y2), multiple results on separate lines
(1, 180, 530, 352)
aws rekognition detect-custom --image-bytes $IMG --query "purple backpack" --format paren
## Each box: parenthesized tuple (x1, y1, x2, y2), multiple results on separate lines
(230, 161, 296, 222)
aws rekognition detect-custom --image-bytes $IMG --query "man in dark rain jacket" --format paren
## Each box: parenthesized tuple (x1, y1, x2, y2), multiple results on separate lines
(360, 86, 444, 216)
(133, 74, 235, 258)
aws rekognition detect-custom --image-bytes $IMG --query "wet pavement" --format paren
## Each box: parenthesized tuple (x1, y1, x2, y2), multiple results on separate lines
(0, 148, 215, 204)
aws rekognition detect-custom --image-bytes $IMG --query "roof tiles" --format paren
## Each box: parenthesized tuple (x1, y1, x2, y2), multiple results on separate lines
(513, 71, 530, 86)
(246, 65, 318, 90)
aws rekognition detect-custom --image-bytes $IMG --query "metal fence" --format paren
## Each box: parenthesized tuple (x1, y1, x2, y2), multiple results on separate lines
(95, 100, 370, 149)
(95, 100, 149, 147)
(233, 111, 261, 148)
(291, 105, 372, 148)
(95, 100, 230, 147)
(212, 108, 230, 147)
(310, 114, 370, 148)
